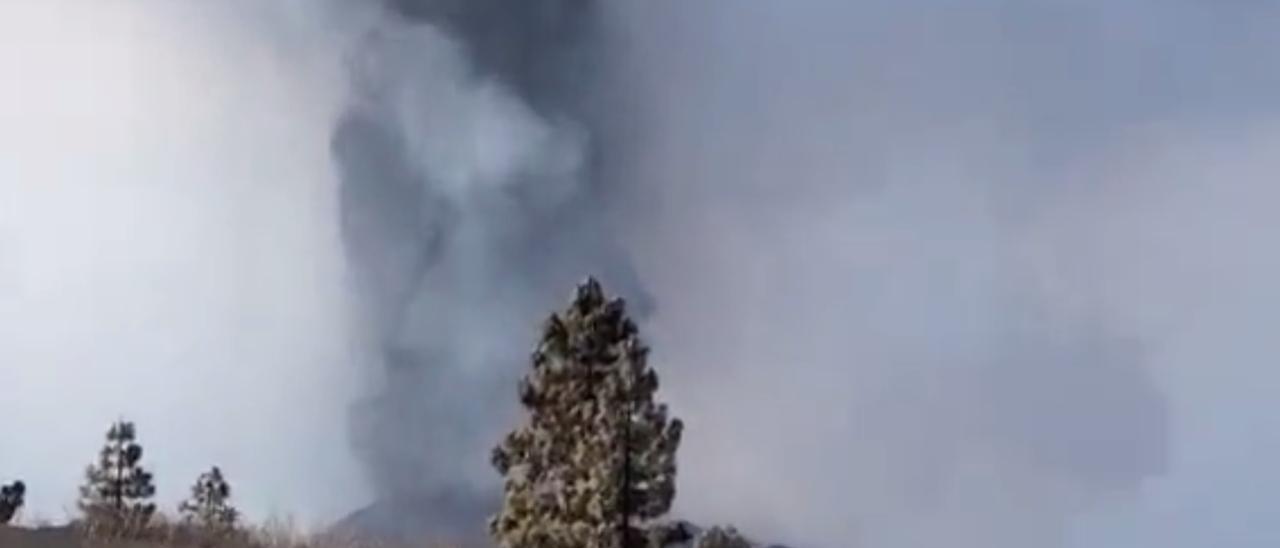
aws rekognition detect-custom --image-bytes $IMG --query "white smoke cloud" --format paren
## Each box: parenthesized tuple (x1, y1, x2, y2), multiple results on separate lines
(0, 0, 594, 529)
(333, 1, 611, 506)
(362, 23, 586, 201)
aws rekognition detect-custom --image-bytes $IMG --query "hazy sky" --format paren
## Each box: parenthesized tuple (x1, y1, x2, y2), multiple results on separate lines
(2, 1, 1279, 547)
(608, 3, 1280, 546)
(0, 0, 367, 527)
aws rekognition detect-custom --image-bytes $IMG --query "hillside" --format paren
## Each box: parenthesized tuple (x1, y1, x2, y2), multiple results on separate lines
(1, 520, 796, 548)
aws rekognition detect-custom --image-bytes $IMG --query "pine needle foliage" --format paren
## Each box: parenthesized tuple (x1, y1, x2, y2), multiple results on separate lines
(78, 420, 157, 534)
(179, 466, 239, 536)
(490, 277, 684, 548)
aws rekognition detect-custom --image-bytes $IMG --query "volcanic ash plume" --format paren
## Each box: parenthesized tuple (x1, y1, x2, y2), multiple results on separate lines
(332, 0, 647, 510)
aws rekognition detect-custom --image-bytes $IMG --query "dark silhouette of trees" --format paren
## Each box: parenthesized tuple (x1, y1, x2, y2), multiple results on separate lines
(696, 526, 752, 548)
(0, 480, 24, 524)
(179, 466, 239, 536)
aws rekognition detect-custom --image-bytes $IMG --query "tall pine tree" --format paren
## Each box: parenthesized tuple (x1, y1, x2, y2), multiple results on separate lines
(491, 278, 683, 548)
(78, 420, 157, 533)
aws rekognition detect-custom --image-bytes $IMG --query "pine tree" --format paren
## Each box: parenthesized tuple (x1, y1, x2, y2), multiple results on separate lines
(490, 277, 684, 548)
(0, 480, 24, 525)
(179, 466, 239, 535)
(78, 420, 157, 533)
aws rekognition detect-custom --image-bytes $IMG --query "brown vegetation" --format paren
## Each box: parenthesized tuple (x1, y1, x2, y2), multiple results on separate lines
(2, 518, 466, 548)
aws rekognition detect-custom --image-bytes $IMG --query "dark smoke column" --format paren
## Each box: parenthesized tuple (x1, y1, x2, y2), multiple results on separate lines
(331, 0, 651, 530)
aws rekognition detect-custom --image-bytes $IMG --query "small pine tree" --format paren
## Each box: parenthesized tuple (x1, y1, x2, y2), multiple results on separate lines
(0, 480, 25, 525)
(78, 420, 157, 534)
(490, 277, 684, 548)
(179, 466, 238, 535)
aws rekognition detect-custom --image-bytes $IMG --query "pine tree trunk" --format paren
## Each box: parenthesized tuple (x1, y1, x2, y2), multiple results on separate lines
(618, 392, 632, 548)
(114, 445, 124, 512)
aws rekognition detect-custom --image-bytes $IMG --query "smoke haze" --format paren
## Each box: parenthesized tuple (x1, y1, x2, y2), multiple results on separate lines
(3, 1, 1280, 547)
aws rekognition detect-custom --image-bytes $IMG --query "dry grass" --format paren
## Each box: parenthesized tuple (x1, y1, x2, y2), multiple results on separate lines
(0, 514, 468, 548)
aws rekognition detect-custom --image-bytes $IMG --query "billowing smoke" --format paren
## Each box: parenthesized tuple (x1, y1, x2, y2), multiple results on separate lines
(4, 1, 1280, 547)
(333, 2, 1274, 547)
(332, 0, 650, 503)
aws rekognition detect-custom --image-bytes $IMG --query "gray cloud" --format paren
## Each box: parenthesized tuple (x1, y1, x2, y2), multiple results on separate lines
(605, 2, 1278, 546)
(333, 0, 649, 503)
(334, 1, 1181, 545)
